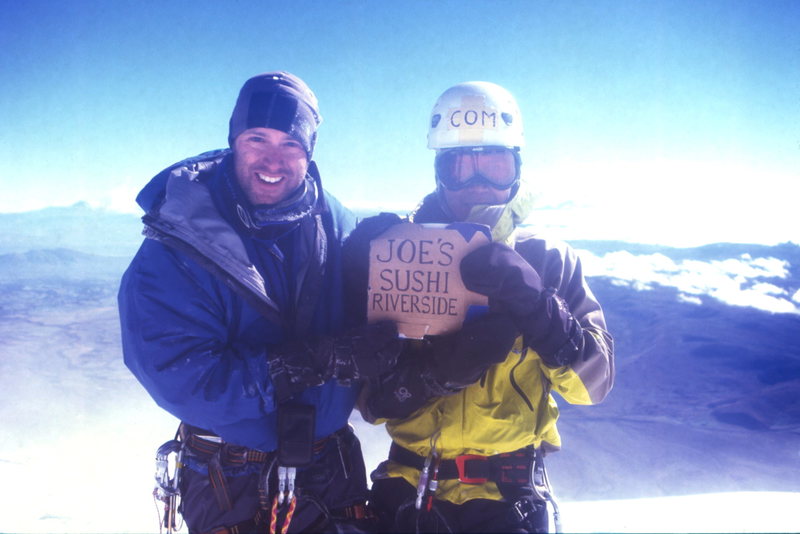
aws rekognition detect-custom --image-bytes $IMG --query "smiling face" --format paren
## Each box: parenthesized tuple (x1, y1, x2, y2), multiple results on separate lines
(232, 127, 309, 205)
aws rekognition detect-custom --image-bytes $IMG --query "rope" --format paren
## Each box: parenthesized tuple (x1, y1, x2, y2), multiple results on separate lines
(269, 496, 278, 534)
(282, 496, 297, 534)
(269, 494, 297, 534)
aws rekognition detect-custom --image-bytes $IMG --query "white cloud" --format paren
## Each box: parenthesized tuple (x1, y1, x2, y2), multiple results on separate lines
(527, 160, 799, 247)
(677, 293, 703, 306)
(749, 282, 788, 296)
(83, 183, 142, 214)
(579, 250, 799, 314)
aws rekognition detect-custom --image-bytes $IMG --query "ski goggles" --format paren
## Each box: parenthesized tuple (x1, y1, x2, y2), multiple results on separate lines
(435, 147, 520, 191)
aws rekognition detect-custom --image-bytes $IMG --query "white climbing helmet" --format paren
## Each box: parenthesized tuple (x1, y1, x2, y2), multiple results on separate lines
(427, 81, 524, 150)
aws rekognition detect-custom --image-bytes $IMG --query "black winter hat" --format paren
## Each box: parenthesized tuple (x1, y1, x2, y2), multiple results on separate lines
(228, 71, 322, 157)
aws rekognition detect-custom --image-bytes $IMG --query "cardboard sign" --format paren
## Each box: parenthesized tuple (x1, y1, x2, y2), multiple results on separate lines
(367, 222, 491, 338)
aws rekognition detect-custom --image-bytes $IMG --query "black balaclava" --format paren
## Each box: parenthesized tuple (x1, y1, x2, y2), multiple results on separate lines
(228, 71, 321, 158)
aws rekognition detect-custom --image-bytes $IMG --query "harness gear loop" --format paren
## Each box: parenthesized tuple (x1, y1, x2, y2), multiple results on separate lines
(154, 438, 185, 534)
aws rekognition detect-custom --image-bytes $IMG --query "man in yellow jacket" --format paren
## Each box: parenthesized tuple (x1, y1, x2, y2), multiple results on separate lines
(353, 81, 615, 533)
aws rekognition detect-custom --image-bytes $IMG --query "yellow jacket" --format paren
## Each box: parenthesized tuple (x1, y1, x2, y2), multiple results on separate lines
(364, 189, 615, 505)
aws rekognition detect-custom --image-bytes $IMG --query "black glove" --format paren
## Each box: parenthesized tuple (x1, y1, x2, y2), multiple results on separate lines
(362, 313, 519, 420)
(342, 213, 404, 325)
(427, 312, 519, 387)
(362, 355, 439, 420)
(269, 321, 402, 402)
(460, 243, 584, 367)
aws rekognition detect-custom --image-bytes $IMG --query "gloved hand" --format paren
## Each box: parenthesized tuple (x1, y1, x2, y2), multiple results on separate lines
(460, 242, 544, 317)
(321, 321, 402, 381)
(269, 320, 402, 402)
(342, 213, 405, 324)
(460, 243, 584, 367)
(362, 313, 519, 420)
(427, 312, 519, 388)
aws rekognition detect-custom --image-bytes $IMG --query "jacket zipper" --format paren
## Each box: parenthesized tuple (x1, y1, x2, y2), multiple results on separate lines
(509, 351, 534, 411)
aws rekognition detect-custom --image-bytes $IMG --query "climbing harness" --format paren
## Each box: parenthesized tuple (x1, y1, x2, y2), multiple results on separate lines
(153, 439, 184, 534)
(149, 417, 370, 534)
(392, 441, 564, 533)
(390, 443, 535, 486)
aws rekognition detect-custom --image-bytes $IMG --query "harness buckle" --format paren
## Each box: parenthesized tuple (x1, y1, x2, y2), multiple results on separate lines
(455, 454, 488, 484)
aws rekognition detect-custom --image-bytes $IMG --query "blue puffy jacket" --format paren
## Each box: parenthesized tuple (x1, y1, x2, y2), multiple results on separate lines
(118, 150, 358, 451)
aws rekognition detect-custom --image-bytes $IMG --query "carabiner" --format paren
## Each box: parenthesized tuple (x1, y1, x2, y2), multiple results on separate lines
(155, 440, 184, 498)
(154, 439, 184, 534)
(277, 466, 297, 506)
(414, 432, 440, 510)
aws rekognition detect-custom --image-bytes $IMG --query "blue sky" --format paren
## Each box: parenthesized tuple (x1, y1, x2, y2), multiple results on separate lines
(1, 0, 797, 246)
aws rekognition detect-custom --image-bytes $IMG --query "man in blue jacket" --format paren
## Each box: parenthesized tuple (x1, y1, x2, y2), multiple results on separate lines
(119, 71, 400, 534)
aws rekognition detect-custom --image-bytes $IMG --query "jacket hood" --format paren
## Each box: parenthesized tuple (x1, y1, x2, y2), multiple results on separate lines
(136, 149, 230, 215)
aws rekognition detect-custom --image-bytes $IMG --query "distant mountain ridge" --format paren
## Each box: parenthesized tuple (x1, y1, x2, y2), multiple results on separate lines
(0, 202, 144, 257)
(2, 203, 797, 260)
(0, 247, 130, 280)
(569, 239, 800, 263)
